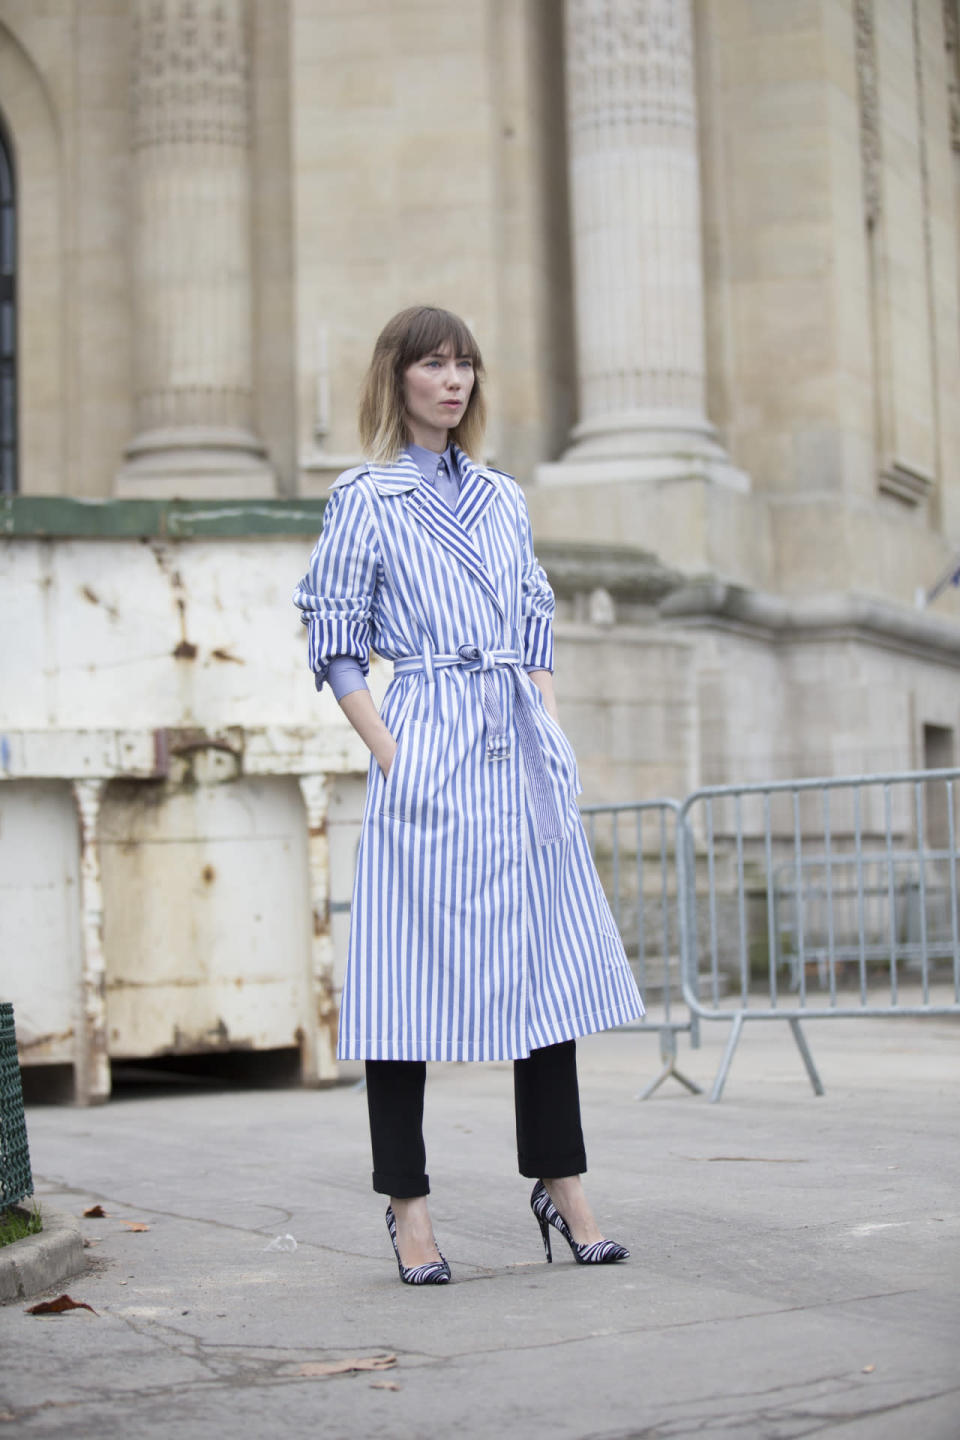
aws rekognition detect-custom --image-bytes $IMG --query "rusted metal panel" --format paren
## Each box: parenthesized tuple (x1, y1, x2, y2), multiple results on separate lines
(100, 775, 314, 1070)
(0, 535, 375, 1100)
(0, 731, 162, 779)
(0, 782, 81, 1070)
(297, 774, 337, 1083)
(0, 536, 389, 737)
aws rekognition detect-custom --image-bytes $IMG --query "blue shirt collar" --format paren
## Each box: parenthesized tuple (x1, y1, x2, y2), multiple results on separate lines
(405, 442, 457, 487)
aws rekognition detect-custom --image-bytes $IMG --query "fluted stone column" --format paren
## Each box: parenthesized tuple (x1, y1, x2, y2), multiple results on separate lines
(115, 0, 274, 497)
(541, 0, 745, 490)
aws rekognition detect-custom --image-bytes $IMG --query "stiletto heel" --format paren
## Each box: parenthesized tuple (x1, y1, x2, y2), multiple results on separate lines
(529, 1181, 629, 1266)
(385, 1205, 451, 1286)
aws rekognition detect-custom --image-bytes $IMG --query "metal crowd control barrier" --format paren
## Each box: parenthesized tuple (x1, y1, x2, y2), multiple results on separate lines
(676, 767, 960, 1100)
(580, 799, 701, 1098)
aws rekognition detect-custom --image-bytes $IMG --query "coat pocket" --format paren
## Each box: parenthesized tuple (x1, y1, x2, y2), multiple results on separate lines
(379, 720, 437, 823)
(535, 703, 582, 800)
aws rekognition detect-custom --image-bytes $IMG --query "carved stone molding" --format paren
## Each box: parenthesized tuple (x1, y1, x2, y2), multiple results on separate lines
(855, 0, 881, 227)
(132, 0, 249, 151)
(878, 459, 935, 507)
(660, 581, 960, 666)
(565, 0, 695, 148)
(538, 540, 683, 604)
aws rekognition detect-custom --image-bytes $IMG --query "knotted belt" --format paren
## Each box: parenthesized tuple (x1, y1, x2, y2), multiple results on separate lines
(392, 644, 565, 845)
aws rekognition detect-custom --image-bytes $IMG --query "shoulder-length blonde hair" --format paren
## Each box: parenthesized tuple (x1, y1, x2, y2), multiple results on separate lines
(358, 306, 486, 463)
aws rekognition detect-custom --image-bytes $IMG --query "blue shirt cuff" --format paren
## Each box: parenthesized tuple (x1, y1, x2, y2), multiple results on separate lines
(326, 656, 369, 701)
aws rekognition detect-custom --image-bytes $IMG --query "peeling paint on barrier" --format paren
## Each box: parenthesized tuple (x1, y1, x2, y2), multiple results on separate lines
(0, 534, 378, 1100)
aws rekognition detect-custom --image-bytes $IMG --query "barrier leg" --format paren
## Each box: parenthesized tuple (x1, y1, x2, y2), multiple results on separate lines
(788, 1017, 825, 1096)
(636, 1027, 703, 1100)
(708, 1013, 744, 1102)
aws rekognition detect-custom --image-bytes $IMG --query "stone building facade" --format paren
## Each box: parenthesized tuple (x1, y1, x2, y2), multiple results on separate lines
(2, 0, 959, 1097)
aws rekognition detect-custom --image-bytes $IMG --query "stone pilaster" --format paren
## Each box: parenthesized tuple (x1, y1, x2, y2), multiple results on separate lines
(115, 0, 274, 497)
(540, 0, 745, 490)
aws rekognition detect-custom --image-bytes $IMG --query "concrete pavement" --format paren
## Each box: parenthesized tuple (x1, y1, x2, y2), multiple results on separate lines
(1, 1014, 958, 1439)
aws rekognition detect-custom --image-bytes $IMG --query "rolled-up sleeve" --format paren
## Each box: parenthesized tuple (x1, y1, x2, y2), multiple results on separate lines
(292, 485, 379, 692)
(518, 489, 555, 672)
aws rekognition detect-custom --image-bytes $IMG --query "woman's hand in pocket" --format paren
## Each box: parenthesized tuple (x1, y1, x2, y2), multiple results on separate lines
(376, 738, 398, 778)
(337, 689, 397, 777)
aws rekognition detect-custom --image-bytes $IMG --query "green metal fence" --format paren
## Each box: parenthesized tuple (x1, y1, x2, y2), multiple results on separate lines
(0, 1003, 33, 1208)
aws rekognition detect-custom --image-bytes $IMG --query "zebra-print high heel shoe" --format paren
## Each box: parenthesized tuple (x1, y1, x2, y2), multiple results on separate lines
(385, 1205, 451, 1285)
(530, 1180, 630, 1265)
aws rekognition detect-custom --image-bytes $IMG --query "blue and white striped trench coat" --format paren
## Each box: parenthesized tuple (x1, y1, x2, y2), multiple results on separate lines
(293, 448, 645, 1061)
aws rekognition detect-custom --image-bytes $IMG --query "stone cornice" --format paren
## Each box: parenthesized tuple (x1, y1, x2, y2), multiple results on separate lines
(660, 580, 960, 664)
(537, 540, 685, 602)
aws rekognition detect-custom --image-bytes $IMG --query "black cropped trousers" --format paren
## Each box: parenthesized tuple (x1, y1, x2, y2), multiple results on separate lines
(365, 1039, 587, 1198)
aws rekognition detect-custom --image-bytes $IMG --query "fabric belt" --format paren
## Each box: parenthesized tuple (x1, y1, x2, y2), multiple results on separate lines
(392, 644, 565, 845)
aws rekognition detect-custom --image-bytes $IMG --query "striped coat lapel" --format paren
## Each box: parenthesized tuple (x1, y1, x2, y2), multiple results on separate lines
(367, 452, 505, 617)
(453, 448, 499, 533)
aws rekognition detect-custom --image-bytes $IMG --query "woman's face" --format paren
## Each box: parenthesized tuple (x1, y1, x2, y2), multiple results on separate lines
(403, 343, 475, 449)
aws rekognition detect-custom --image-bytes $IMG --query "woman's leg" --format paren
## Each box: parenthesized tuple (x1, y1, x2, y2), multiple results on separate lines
(514, 1040, 605, 1245)
(514, 1039, 587, 1180)
(365, 1059, 429, 1197)
(365, 1059, 443, 1266)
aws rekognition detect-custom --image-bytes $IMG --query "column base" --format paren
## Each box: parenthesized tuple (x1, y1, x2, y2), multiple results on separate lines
(114, 427, 277, 499)
(538, 451, 749, 492)
(540, 410, 750, 493)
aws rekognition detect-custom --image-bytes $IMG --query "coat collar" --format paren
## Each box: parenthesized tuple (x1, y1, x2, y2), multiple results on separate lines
(364, 447, 499, 511)
(363, 451, 423, 495)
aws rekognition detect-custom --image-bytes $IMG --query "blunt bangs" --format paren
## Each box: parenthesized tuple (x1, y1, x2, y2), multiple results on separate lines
(395, 308, 484, 372)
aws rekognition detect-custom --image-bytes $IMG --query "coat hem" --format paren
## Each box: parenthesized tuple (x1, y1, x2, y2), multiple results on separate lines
(336, 998, 646, 1063)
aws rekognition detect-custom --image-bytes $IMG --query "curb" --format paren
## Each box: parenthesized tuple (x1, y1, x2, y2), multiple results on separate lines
(0, 1206, 86, 1304)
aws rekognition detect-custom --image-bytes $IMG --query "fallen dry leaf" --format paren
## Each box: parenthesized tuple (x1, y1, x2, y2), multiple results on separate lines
(82, 1204, 107, 1219)
(26, 1294, 98, 1317)
(296, 1355, 396, 1378)
(123, 1221, 150, 1232)
(370, 1381, 401, 1391)
(82, 1238, 102, 1249)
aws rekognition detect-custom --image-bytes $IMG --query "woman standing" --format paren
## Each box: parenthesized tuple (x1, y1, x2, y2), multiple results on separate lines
(294, 306, 644, 1285)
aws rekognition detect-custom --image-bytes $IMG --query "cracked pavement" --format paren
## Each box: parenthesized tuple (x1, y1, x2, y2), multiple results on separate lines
(2, 1016, 958, 1439)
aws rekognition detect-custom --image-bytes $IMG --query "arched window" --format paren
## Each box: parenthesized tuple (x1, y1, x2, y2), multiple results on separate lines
(0, 121, 15, 494)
